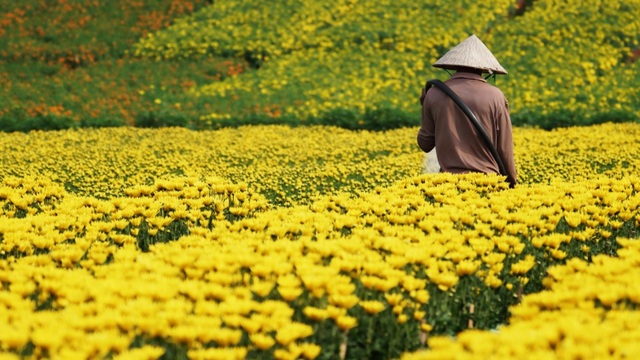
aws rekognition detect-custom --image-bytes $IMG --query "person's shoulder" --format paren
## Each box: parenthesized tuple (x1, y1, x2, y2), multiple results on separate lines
(485, 84, 510, 109)
(424, 83, 448, 102)
(485, 83, 508, 100)
(484, 82, 505, 94)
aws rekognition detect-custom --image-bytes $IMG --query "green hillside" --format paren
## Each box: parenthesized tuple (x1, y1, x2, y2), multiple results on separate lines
(1, 0, 639, 131)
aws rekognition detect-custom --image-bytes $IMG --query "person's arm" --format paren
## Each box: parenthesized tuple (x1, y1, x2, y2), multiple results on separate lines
(496, 97, 517, 187)
(417, 91, 436, 153)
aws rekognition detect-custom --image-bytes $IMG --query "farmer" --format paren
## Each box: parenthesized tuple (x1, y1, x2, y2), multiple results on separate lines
(418, 34, 517, 188)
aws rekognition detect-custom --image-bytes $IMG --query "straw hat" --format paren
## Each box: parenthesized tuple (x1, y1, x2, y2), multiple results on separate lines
(433, 34, 507, 75)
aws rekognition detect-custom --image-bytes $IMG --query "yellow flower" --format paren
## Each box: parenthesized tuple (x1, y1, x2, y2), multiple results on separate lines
(240, 317, 262, 335)
(31, 326, 64, 351)
(250, 333, 275, 351)
(326, 305, 346, 319)
(401, 276, 426, 292)
(484, 274, 503, 289)
(506, 283, 514, 290)
(413, 290, 430, 304)
(274, 349, 296, 360)
(456, 260, 479, 276)
(510, 255, 536, 275)
(275, 323, 314, 346)
(550, 249, 567, 260)
(360, 275, 397, 292)
(251, 262, 273, 278)
(9, 280, 36, 297)
(310, 287, 325, 298)
(210, 328, 243, 347)
(278, 287, 303, 302)
(250, 280, 275, 298)
(336, 315, 358, 331)
(0, 326, 29, 350)
(303, 306, 329, 321)
(116, 346, 165, 360)
(431, 271, 459, 292)
(188, 347, 248, 360)
(359, 300, 386, 315)
(599, 229, 612, 238)
(112, 219, 129, 230)
(564, 212, 583, 227)
(384, 293, 404, 306)
(168, 325, 198, 345)
(329, 294, 360, 309)
(129, 217, 143, 227)
(299, 343, 322, 360)
(420, 322, 433, 333)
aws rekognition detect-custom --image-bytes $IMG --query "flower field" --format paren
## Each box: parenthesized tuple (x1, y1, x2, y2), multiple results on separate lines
(1, 122, 640, 359)
(132, 0, 640, 129)
(2, 0, 640, 359)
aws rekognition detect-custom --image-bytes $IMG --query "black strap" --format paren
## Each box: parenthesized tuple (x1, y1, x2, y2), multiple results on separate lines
(424, 79, 508, 177)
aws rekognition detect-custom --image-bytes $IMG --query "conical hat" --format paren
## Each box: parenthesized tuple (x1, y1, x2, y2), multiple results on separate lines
(433, 34, 507, 75)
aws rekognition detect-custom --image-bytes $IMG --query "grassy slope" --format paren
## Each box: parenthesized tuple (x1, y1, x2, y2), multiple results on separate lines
(1, 1, 639, 131)
(0, 0, 244, 129)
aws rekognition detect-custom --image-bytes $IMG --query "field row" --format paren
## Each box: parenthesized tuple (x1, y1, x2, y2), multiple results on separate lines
(1, 171, 639, 359)
(1, 123, 639, 203)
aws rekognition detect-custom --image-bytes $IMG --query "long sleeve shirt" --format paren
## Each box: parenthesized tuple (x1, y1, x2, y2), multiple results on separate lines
(417, 72, 517, 187)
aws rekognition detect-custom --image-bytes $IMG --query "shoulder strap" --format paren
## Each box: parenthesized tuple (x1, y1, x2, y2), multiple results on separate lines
(425, 79, 508, 177)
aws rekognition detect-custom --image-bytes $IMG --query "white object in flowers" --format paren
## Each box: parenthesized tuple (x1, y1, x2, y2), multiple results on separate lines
(422, 149, 440, 174)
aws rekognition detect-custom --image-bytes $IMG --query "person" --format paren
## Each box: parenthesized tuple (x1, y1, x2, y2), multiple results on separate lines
(417, 34, 517, 188)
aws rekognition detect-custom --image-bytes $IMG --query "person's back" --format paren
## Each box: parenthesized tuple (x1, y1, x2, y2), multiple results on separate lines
(417, 35, 517, 187)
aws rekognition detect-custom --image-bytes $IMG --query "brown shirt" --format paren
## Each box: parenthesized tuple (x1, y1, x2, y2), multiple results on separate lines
(417, 72, 517, 186)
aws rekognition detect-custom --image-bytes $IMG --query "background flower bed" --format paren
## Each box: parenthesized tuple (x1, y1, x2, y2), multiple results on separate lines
(2, 0, 639, 132)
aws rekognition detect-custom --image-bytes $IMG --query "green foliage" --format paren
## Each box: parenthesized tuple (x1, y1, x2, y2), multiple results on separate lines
(512, 108, 640, 130)
(79, 114, 125, 128)
(363, 106, 416, 130)
(135, 219, 190, 252)
(0, 108, 76, 132)
(134, 109, 191, 128)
